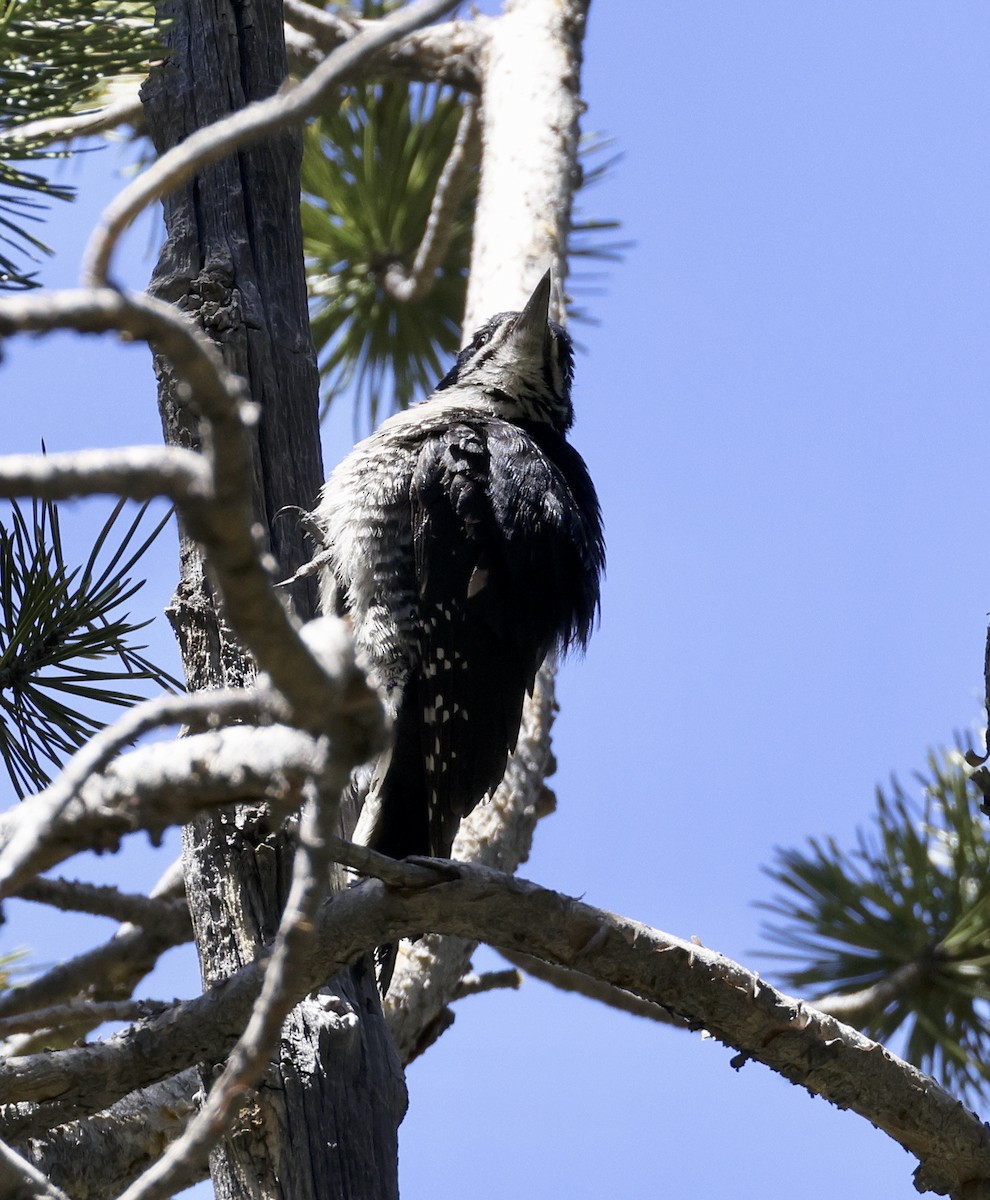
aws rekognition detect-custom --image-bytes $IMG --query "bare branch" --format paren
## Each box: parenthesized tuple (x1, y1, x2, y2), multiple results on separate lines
(0, 999, 171, 1041)
(122, 764, 349, 1200)
(497, 948, 688, 1028)
(0, 291, 386, 747)
(451, 968, 521, 999)
(376, 865, 990, 1198)
(325, 833, 442, 889)
(0, 289, 244, 422)
(282, 0, 357, 42)
(462, 0, 589, 322)
(0, 92, 144, 148)
(813, 962, 927, 1026)
(82, 0, 463, 287)
(282, 3, 483, 91)
(12, 1071, 204, 1199)
(1, 859, 983, 1196)
(0, 725, 328, 896)
(8, 688, 290, 863)
(0, 862, 187, 1031)
(0, 939, 189, 1061)
(0, 447, 211, 508)
(16, 877, 188, 932)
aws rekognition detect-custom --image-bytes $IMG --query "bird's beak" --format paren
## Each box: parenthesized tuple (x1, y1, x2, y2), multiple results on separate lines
(511, 269, 553, 360)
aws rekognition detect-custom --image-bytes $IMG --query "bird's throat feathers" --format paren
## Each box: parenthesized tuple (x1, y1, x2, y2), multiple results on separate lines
(433, 307, 576, 433)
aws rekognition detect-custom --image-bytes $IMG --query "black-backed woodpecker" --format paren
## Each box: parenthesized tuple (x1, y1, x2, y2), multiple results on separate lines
(315, 270, 604, 890)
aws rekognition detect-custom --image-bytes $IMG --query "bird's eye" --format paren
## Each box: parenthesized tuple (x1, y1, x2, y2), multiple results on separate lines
(473, 329, 492, 349)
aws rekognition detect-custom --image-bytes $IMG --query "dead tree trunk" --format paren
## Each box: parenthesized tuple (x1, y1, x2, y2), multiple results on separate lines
(142, 1, 405, 1197)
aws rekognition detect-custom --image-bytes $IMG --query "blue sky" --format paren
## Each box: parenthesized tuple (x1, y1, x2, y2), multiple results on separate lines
(3, 3, 990, 1197)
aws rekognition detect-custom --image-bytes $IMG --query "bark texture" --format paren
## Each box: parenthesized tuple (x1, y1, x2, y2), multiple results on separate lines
(141, 1, 405, 1196)
(464, 0, 589, 323)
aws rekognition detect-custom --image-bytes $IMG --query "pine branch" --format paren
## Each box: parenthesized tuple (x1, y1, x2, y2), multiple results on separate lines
(0, 494, 179, 796)
(0, 0, 162, 287)
(302, 79, 474, 423)
(758, 745, 990, 1102)
(382, 95, 479, 304)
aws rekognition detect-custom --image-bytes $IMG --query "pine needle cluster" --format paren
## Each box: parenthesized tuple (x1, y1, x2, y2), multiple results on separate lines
(760, 747, 990, 1101)
(0, 496, 179, 797)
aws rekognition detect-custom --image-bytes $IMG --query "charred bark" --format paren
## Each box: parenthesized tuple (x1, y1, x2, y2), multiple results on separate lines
(142, 2, 405, 1196)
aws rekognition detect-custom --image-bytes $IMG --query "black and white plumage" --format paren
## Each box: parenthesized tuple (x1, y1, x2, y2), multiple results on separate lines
(315, 270, 604, 871)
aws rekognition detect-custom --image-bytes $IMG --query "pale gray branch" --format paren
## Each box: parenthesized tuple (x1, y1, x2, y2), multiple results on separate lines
(281, 0, 356, 42)
(497, 948, 688, 1028)
(0, 861, 984, 1196)
(121, 762, 348, 1200)
(0, 926, 187, 1051)
(0, 863, 189, 1056)
(0, 92, 145, 147)
(0, 725, 328, 897)
(451, 968, 521, 999)
(462, 0, 589, 323)
(813, 962, 927, 1025)
(0, 289, 244, 421)
(0, 447, 209, 506)
(13, 687, 290, 857)
(282, 3, 483, 91)
(12, 1071, 204, 1199)
(16, 877, 188, 932)
(0, 999, 171, 1042)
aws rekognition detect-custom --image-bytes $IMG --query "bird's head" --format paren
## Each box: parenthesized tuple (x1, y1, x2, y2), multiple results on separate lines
(434, 270, 575, 432)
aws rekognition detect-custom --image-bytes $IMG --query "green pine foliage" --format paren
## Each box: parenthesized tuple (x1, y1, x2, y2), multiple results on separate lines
(0, 948, 25, 994)
(760, 747, 990, 1101)
(0, 0, 160, 287)
(565, 134, 628, 327)
(0, 0, 157, 127)
(0, 496, 180, 798)
(300, 90, 628, 429)
(301, 80, 473, 430)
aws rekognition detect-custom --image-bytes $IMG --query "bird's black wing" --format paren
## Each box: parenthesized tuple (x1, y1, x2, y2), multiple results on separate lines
(413, 420, 528, 859)
(372, 418, 601, 862)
